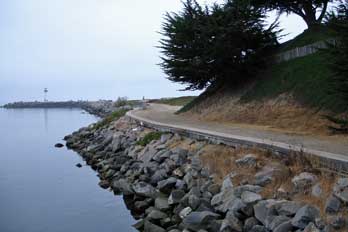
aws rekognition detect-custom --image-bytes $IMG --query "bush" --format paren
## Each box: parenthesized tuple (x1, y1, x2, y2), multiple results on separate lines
(114, 97, 128, 107)
(93, 109, 129, 130)
(136, 132, 164, 146)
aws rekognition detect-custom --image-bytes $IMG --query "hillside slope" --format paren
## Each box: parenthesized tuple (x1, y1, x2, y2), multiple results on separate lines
(181, 52, 347, 136)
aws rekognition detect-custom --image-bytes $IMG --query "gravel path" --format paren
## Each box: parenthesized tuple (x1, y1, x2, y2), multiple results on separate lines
(128, 104, 348, 158)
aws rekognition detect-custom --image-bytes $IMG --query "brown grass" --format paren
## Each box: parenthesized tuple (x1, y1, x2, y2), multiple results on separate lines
(196, 142, 347, 218)
(183, 92, 344, 137)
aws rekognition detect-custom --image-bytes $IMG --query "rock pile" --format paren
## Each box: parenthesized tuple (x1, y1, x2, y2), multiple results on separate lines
(64, 117, 347, 232)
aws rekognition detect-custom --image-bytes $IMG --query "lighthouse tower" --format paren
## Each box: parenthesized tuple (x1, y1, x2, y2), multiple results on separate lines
(44, 88, 48, 102)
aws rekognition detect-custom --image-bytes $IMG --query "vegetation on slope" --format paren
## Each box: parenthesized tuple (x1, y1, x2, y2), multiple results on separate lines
(93, 109, 129, 130)
(278, 25, 334, 52)
(150, 96, 196, 106)
(241, 52, 347, 113)
(137, 132, 164, 146)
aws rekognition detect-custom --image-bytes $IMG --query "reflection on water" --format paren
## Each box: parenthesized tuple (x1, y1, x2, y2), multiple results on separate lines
(44, 108, 48, 132)
(0, 108, 136, 232)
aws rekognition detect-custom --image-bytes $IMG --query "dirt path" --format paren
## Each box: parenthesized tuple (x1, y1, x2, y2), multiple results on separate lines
(128, 103, 348, 158)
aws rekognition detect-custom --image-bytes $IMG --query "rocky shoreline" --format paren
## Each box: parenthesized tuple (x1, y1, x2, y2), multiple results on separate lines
(64, 115, 348, 232)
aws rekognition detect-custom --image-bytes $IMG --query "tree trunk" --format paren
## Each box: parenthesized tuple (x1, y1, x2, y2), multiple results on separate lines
(304, 17, 321, 29)
(301, 0, 329, 29)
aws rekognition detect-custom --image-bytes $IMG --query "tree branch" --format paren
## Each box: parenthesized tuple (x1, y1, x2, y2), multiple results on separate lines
(318, 0, 329, 22)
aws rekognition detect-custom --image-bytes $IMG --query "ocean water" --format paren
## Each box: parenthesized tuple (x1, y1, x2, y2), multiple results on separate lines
(0, 108, 136, 232)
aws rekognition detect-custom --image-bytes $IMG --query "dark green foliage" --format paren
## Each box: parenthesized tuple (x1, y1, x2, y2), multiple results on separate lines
(325, 2, 348, 101)
(251, 0, 337, 28)
(325, 115, 348, 134)
(324, 2, 348, 133)
(93, 109, 129, 130)
(241, 52, 348, 113)
(159, 0, 278, 91)
(136, 132, 164, 146)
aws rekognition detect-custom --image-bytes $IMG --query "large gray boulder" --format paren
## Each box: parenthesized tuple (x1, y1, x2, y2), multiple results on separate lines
(147, 209, 168, 221)
(327, 216, 346, 230)
(211, 188, 237, 213)
(169, 190, 186, 205)
(138, 145, 158, 165)
(188, 195, 201, 210)
(325, 195, 341, 214)
(244, 217, 260, 231)
(144, 220, 166, 232)
(253, 200, 278, 226)
(233, 185, 262, 198)
(333, 178, 348, 203)
(183, 211, 220, 231)
(303, 222, 320, 232)
(292, 172, 317, 191)
(207, 184, 221, 195)
(133, 181, 157, 198)
(273, 221, 293, 232)
(221, 175, 234, 192)
(254, 166, 276, 186)
(150, 169, 168, 184)
(291, 205, 320, 229)
(220, 214, 242, 232)
(311, 183, 322, 198)
(152, 150, 172, 163)
(235, 154, 257, 167)
(274, 200, 303, 217)
(267, 215, 291, 231)
(157, 177, 177, 194)
(250, 225, 268, 232)
(112, 178, 134, 195)
(155, 196, 170, 211)
(179, 207, 192, 219)
(160, 133, 172, 144)
(241, 191, 262, 205)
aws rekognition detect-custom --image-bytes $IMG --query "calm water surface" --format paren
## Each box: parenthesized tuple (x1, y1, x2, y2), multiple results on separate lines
(0, 108, 136, 232)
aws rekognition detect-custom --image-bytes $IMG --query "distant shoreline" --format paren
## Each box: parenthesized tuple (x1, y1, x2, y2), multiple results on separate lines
(3, 100, 116, 118)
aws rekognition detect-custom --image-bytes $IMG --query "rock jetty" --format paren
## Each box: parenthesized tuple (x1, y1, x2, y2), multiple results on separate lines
(64, 116, 348, 232)
(3, 100, 140, 117)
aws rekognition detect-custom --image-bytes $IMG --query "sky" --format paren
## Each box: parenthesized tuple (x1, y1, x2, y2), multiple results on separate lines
(0, 0, 307, 105)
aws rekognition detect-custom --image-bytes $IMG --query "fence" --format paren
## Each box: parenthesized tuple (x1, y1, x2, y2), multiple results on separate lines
(275, 39, 336, 63)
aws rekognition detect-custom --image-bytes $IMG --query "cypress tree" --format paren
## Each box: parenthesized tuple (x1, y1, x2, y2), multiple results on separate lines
(159, 0, 279, 91)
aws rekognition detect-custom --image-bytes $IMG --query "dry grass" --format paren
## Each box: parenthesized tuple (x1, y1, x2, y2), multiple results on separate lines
(196, 142, 346, 218)
(184, 92, 345, 137)
(199, 145, 272, 183)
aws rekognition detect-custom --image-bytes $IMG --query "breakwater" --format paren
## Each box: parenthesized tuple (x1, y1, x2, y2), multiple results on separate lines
(64, 115, 348, 232)
(3, 100, 137, 117)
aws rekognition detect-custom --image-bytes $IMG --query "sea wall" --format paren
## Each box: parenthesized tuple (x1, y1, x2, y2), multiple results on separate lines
(64, 116, 348, 232)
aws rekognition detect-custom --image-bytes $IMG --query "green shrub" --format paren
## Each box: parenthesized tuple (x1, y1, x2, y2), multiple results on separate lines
(114, 97, 128, 107)
(136, 132, 163, 146)
(93, 109, 129, 130)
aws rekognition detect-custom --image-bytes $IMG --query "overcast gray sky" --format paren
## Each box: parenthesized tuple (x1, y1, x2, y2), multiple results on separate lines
(0, 0, 307, 105)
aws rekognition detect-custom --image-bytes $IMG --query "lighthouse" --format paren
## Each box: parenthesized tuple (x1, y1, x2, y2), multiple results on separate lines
(44, 88, 48, 102)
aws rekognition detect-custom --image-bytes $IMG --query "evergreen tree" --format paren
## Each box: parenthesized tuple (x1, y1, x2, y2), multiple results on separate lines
(159, 0, 278, 90)
(325, 2, 348, 133)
